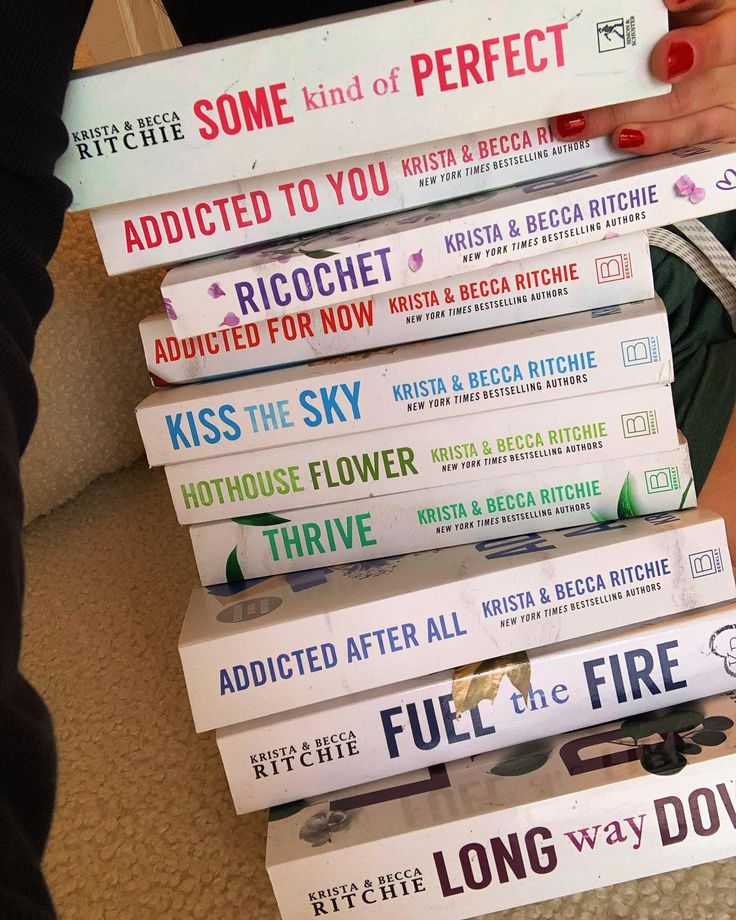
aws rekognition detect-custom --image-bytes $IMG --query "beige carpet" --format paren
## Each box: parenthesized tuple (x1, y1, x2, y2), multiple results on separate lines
(20, 209, 163, 524)
(19, 460, 736, 919)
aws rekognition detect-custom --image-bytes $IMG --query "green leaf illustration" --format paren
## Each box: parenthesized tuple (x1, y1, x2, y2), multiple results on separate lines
(621, 709, 702, 741)
(700, 716, 735, 731)
(301, 249, 338, 259)
(232, 513, 290, 527)
(225, 546, 245, 584)
(268, 800, 309, 822)
(490, 751, 549, 777)
(616, 474, 640, 519)
(678, 477, 694, 510)
(591, 511, 609, 523)
(690, 730, 727, 747)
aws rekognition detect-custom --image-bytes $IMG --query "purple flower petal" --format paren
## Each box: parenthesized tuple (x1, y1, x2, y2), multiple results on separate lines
(408, 249, 424, 273)
(208, 282, 226, 298)
(163, 297, 177, 320)
(603, 231, 620, 240)
(675, 175, 696, 197)
(689, 186, 706, 204)
(274, 254, 292, 263)
(220, 312, 240, 327)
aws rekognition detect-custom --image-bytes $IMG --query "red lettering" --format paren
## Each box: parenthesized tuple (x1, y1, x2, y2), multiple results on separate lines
(124, 219, 144, 254)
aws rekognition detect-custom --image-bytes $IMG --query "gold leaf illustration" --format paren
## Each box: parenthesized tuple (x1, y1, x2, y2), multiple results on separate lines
(452, 651, 532, 717)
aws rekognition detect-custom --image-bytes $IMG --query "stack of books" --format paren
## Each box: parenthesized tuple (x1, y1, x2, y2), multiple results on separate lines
(58, 1, 736, 916)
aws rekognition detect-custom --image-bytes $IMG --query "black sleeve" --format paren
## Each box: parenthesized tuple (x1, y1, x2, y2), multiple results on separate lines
(0, 3, 91, 917)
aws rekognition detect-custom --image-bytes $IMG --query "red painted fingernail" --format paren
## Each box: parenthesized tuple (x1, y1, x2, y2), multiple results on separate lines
(555, 113, 586, 139)
(667, 40, 694, 79)
(617, 128, 645, 149)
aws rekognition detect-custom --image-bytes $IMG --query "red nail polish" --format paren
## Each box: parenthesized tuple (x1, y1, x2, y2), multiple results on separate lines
(618, 128, 645, 149)
(555, 113, 586, 139)
(667, 40, 694, 79)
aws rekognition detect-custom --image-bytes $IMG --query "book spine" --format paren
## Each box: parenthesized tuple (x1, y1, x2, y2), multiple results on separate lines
(191, 440, 695, 584)
(162, 144, 734, 339)
(217, 605, 736, 813)
(92, 123, 627, 274)
(137, 298, 671, 466)
(180, 514, 733, 730)
(166, 383, 679, 524)
(140, 234, 653, 386)
(266, 758, 736, 919)
(57, 0, 667, 211)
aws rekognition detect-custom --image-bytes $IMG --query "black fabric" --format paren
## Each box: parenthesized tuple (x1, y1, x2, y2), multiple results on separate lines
(0, 2, 92, 916)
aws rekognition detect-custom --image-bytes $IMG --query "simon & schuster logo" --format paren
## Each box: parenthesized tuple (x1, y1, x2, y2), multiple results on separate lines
(689, 549, 724, 579)
(597, 19, 626, 52)
(595, 252, 632, 284)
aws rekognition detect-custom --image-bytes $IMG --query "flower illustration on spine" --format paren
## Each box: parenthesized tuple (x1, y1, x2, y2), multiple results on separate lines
(220, 312, 240, 327)
(674, 175, 706, 204)
(299, 810, 350, 847)
(208, 282, 226, 298)
(408, 249, 424, 272)
(163, 298, 176, 320)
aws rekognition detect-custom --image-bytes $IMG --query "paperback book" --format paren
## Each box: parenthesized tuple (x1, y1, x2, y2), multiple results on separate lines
(190, 435, 694, 584)
(161, 142, 736, 339)
(92, 121, 627, 274)
(137, 296, 672, 466)
(218, 604, 736, 813)
(140, 234, 653, 386)
(165, 383, 679, 525)
(57, 0, 667, 211)
(265, 692, 736, 920)
(178, 508, 734, 731)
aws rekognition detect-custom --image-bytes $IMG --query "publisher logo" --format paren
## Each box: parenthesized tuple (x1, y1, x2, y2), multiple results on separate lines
(595, 252, 632, 283)
(621, 410, 658, 439)
(597, 18, 626, 52)
(217, 596, 282, 623)
(621, 336, 661, 367)
(689, 549, 724, 579)
(645, 467, 680, 494)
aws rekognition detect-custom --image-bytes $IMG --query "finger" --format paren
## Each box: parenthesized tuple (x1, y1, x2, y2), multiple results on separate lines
(664, 0, 731, 29)
(554, 66, 735, 140)
(612, 104, 736, 155)
(652, 9, 736, 82)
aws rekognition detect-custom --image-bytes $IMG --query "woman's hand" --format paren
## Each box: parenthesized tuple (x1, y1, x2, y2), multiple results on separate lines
(554, 0, 736, 154)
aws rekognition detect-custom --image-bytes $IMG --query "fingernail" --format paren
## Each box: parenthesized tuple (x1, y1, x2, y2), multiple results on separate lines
(617, 128, 646, 149)
(667, 40, 694, 79)
(555, 113, 586, 139)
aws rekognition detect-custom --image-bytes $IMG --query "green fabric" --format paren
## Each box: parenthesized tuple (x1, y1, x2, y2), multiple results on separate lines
(652, 212, 736, 491)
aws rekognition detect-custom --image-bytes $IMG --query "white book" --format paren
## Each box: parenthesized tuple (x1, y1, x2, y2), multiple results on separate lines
(137, 296, 672, 466)
(165, 383, 679, 525)
(91, 122, 627, 274)
(139, 234, 653, 386)
(266, 692, 736, 919)
(178, 508, 735, 732)
(57, 0, 667, 212)
(161, 142, 736, 339)
(190, 436, 695, 584)
(218, 604, 736, 813)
